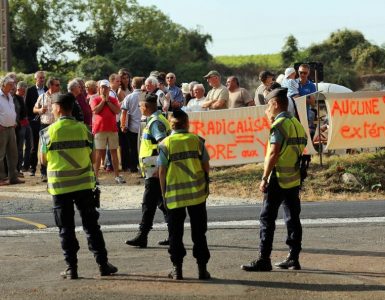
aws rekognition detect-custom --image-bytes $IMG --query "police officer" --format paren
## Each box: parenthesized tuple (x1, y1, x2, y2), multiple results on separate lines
(158, 110, 211, 280)
(241, 88, 307, 272)
(39, 93, 117, 279)
(125, 93, 170, 248)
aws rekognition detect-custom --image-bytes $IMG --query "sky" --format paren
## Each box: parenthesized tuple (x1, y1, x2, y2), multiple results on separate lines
(137, 0, 385, 56)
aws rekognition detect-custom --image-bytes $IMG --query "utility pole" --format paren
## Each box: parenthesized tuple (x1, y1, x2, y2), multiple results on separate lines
(0, 0, 11, 71)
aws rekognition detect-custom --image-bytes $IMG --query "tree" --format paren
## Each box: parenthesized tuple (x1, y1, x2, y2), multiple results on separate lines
(76, 56, 116, 80)
(281, 35, 299, 66)
(9, 0, 77, 73)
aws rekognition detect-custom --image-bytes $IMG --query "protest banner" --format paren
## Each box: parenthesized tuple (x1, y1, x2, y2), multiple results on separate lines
(325, 91, 385, 150)
(187, 102, 316, 167)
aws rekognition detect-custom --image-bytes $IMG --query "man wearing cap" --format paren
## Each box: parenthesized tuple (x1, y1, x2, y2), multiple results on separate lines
(0, 76, 25, 185)
(202, 70, 229, 110)
(89, 79, 126, 184)
(39, 93, 117, 279)
(125, 93, 170, 248)
(255, 70, 275, 105)
(158, 109, 211, 280)
(241, 88, 307, 272)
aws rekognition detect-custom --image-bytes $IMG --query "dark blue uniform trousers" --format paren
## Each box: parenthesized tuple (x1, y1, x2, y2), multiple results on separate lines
(140, 177, 168, 233)
(259, 176, 302, 259)
(53, 189, 108, 267)
(168, 201, 210, 265)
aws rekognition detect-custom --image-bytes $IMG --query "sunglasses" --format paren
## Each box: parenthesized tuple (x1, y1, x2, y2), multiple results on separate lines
(299, 71, 308, 75)
(166, 76, 175, 79)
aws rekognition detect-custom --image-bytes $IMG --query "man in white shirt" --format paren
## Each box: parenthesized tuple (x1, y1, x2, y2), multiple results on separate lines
(184, 84, 207, 112)
(0, 76, 25, 185)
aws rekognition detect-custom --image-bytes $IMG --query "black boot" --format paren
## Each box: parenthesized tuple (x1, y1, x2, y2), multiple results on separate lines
(99, 262, 118, 276)
(158, 238, 169, 246)
(125, 231, 148, 248)
(275, 255, 301, 270)
(60, 266, 78, 279)
(168, 263, 183, 280)
(241, 256, 272, 272)
(198, 264, 211, 280)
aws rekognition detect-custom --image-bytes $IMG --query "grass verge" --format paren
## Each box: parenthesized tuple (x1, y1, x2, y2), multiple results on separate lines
(209, 150, 385, 202)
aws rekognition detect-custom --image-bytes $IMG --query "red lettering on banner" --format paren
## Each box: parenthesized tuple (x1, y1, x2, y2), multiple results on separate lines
(255, 137, 268, 156)
(331, 98, 380, 117)
(190, 121, 206, 136)
(189, 117, 270, 136)
(340, 122, 385, 139)
(206, 144, 237, 160)
(242, 150, 258, 157)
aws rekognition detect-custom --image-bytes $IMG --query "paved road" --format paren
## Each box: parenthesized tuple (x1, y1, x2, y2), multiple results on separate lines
(1, 200, 385, 230)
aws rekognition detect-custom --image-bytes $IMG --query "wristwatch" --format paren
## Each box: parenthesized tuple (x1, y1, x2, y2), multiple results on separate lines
(262, 176, 269, 181)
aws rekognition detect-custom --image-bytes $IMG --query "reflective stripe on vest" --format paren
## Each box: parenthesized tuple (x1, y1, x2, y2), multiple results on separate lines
(269, 116, 307, 189)
(46, 118, 95, 195)
(139, 114, 170, 177)
(163, 133, 208, 209)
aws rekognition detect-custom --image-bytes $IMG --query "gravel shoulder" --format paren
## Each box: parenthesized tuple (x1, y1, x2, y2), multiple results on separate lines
(0, 170, 256, 214)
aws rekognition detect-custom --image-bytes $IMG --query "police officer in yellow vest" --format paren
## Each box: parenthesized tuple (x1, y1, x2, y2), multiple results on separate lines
(39, 93, 117, 279)
(158, 109, 211, 280)
(241, 88, 307, 272)
(125, 93, 171, 248)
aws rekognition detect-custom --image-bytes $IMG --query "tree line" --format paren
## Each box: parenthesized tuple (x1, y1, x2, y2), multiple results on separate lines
(6, 0, 385, 91)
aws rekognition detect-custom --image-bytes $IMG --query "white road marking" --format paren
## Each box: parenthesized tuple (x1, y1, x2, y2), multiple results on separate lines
(0, 217, 384, 236)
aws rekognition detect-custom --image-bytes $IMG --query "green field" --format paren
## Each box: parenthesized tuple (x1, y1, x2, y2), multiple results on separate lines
(214, 53, 282, 68)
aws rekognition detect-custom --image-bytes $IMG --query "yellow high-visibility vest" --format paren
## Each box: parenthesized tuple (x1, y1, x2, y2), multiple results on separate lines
(43, 118, 95, 195)
(267, 115, 307, 188)
(139, 113, 170, 177)
(162, 132, 208, 209)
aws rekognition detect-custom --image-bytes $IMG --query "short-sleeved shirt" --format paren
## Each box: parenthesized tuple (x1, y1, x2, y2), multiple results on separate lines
(228, 87, 253, 108)
(185, 97, 207, 112)
(120, 89, 142, 133)
(89, 96, 119, 134)
(297, 79, 316, 96)
(254, 84, 268, 105)
(167, 85, 184, 104)
(205, 85, 229, 109)
(0, 90, 16, 127)
(157, 129, 209, 166)
(269, 112, 291, 145)
(281, 79, 299, 97)
(34, 91, 56, 125)
(147, 111, 168, 142)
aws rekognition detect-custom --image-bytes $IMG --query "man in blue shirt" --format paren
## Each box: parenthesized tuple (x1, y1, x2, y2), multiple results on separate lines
(166, 73, 185, 111)
(296, 64, 317, 137)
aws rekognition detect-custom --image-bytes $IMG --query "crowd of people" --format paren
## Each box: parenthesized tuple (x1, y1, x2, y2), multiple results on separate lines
(0, 64, 317, 187)
(0, 65, 315, 279)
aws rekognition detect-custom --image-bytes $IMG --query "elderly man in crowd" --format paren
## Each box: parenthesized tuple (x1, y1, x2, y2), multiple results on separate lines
(226, 76, 255, 108)
(25, 71, 48, 176)
(202, 70, 229, 110)
(33, 77, 61, 182)
(0, 76, 25, 185)
(145, 76, 169, 112)
(166, 72, 184, 111)
(184, 84, 207, 112)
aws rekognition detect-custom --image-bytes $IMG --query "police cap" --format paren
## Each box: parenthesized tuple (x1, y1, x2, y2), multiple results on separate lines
(52, 93, 76, 105)
(265, 88, 288, 102)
